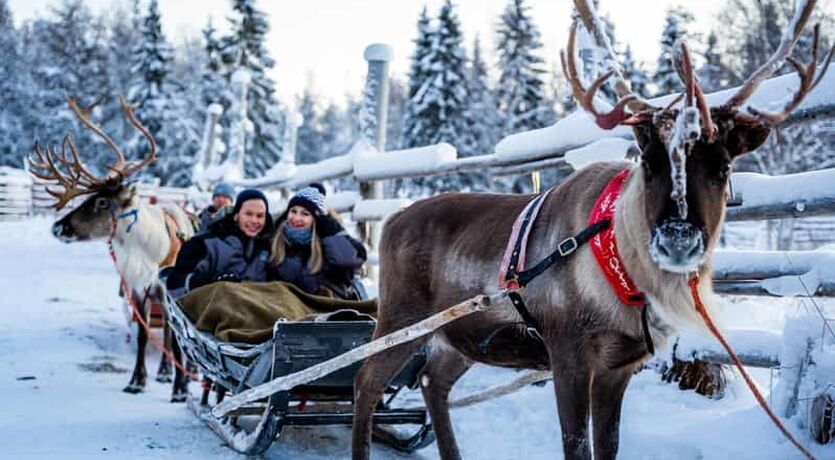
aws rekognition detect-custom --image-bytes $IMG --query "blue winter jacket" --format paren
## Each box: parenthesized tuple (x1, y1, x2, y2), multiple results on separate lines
(269, 230, 366, 299)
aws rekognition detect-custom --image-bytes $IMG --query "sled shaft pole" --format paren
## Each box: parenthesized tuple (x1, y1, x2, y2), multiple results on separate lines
(213, 292, 503, 418)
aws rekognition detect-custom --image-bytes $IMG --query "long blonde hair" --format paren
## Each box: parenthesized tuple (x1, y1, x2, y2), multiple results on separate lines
(270, 217, 324, 274)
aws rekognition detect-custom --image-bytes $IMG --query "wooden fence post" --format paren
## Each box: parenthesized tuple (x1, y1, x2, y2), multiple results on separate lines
(359, 44, 392, 273)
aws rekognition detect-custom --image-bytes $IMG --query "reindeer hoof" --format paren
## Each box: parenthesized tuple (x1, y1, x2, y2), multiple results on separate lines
(156, 374, 173, 384)
(123, 384, 145, 394)
(170, 393, 188, 404)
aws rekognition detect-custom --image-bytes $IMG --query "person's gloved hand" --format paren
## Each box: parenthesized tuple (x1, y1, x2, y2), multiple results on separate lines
(315, 214, 344, 238)
(215, 272, 241, 283)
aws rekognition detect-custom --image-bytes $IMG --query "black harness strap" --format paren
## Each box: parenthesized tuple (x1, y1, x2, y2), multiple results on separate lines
(501, 218, 655, 356)
(503, 220, 611, 341)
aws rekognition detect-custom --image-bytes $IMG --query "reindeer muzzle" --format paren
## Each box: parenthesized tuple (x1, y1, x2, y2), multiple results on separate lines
(52, 222, 77, 243)
(650, 220, 704, 273)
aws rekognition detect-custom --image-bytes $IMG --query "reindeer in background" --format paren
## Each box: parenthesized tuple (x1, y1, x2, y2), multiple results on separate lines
(28, 96, 195, 399)
(352, 0, 832, 459)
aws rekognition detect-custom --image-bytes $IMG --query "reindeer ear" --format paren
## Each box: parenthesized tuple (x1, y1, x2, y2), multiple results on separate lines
(631, 122, 653, 154)
(723, 117, 771, 159)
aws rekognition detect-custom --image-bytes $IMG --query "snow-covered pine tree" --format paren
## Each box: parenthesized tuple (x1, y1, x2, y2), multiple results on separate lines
(22, 1, 112, 173)
(620, 45, 650, 98)
(201, 19, 229, 108)
(697, 32, 727, 92)
(466, 36, 501, 157)
(385, 78, 408, 152)
(0, 0, 24, 167)
(219, 0, 283, 177)
(129, 0, 199, 185)
(295, 86, 323, 164)
(495, 0, 553, 136)
(400, 6, 434, 149)
(99, 2, 143, 150)
(399, 0, 475, 195)
(715, 0, 833, 86)
(652, 6, 694, 97)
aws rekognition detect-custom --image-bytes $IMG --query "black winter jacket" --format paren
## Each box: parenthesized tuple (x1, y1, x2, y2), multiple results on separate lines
(269, 230, 366, 299)
(165, 214, 275, 299)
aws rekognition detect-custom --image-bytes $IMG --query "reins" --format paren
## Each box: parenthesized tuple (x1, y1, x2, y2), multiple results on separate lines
(688, 275, 816, 460)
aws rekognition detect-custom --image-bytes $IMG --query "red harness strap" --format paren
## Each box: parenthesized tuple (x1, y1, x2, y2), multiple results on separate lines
(588, 169, 646, 307)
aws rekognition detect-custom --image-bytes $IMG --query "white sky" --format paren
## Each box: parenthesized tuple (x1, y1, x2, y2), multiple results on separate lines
(9, 0, 835, 105)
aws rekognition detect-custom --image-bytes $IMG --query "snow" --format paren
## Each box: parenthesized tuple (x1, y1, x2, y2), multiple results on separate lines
(731, 168, 835, 208)
(353, 142, 457, 181)
(494, 111, 632, 162)
(351, 198, 412, 221)
(564, 137, 633, 170)
(325, 191, 361, 213)
(363, 43, 393, 62)
(495, 63, 835, 166)
(3, 217, 835, 459)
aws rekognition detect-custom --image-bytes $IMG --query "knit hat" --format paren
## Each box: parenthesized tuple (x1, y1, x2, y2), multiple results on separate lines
(233, 188, 269, 215)
(212, 182, 235, 199)
(287, 185, 326, 215)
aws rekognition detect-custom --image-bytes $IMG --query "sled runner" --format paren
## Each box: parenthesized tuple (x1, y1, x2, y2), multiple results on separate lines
(162, 289, 435, 456)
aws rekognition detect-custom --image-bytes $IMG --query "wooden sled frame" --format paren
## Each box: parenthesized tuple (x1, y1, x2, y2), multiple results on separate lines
(163, 292, 436, 456)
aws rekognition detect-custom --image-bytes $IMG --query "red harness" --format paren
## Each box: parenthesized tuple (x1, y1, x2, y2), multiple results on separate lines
(588, 169, 646, 306)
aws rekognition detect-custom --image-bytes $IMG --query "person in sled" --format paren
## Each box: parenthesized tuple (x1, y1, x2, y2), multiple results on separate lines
(269, 184, 367, 300)
(197, 182, 235, 231)
(164, 189, 274, 299)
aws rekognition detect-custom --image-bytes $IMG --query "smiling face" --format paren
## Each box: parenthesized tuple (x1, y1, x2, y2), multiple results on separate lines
(235, 199, 267, 238)
(635, 109, 771, 273)
(287, 205, 314, 230)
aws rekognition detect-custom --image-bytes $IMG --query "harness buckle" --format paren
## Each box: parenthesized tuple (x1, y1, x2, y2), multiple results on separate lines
(505, 276, 521, 290)
(558, 237, 578, 256)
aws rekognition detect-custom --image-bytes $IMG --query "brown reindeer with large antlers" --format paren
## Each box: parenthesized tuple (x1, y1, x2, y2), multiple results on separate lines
(28, 96, 195, 399)
(352, 1, 833, 459)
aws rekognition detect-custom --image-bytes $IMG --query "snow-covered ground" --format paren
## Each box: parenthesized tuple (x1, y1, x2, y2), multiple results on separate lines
(1, 217, 834, 459)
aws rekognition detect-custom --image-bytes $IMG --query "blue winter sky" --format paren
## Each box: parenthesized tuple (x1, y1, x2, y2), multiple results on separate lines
(10, 0, 834, 104)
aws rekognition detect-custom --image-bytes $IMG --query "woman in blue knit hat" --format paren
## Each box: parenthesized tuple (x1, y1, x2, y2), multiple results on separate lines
(269, 184, 367, 299)
(165, 189, 275, 299)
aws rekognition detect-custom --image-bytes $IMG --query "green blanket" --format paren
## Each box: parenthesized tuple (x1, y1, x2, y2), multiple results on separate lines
(179, 281, 377, 343)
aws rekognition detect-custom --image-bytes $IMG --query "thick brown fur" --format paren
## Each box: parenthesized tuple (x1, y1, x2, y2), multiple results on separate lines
(352, 111, 771, 459)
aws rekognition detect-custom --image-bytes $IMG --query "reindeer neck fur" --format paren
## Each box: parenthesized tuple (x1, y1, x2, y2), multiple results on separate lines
(110, 196, 185, 292)
(614, 166, 717, 335)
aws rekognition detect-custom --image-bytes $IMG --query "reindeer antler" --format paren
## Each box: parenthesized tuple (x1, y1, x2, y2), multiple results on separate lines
(722, 0, 833, 125)
(27, 95, 158, 210)
(117, 94, 157, 178)
(561, 0, 657, 130)
(27, 135, 108, 210)
(560, 21, 651, 130)
(673, 40, 716, 141)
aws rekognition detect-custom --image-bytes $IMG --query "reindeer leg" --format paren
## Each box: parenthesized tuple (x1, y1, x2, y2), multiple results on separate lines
(352, 338, 428, 460)
(169, 332, 189, 403)
(418, 346, 471, 460)
(156, 289, 173, 383)
(123, 289, 148, 393)
(590, 366, 634, 460)
(549, 338, 592, 460)
(200, 378, 213, 406)
(588, 331, 647, 460)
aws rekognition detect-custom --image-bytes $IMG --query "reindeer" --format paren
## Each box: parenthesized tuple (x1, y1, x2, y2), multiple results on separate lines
(28, 96, 195, 399)
(352, 1, 832, 458)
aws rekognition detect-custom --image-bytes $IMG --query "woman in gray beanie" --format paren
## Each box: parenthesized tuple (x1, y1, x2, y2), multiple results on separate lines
(269, 185, 367, 299)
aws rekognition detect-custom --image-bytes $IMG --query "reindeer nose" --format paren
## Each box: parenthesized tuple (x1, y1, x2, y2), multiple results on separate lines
(52, 222, 72, 242)
(651, 220, 704, 273)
